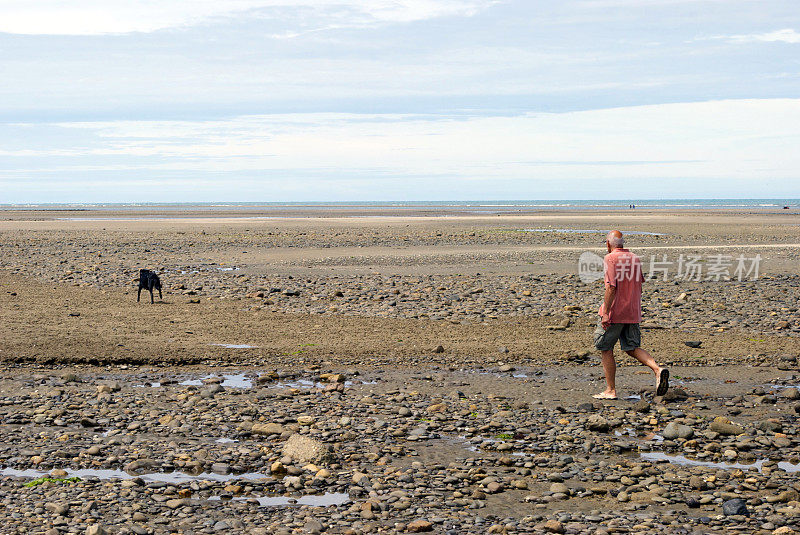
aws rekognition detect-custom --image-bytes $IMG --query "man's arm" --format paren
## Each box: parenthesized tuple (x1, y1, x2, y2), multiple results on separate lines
(602, 284, 616, 329)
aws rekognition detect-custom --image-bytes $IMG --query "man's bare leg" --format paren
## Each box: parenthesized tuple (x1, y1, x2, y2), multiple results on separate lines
(624, 348, 661, 376)
(594, 349, 617, 398)
(626, 347, 669, 395)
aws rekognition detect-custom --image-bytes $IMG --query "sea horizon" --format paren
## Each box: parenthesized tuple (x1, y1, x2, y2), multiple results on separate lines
(1, 198, 798, 211)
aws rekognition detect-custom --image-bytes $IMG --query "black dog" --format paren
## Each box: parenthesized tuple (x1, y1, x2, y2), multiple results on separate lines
(137, 269, 162, 304)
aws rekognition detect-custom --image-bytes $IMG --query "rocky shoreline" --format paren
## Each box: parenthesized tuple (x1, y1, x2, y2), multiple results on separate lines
(1, 211, 799, 533)
(3, 364, 800, 534)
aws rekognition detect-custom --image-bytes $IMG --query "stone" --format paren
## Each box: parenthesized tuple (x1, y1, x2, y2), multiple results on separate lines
(427, 403, 446, 413)
(710, 421, 744, 436)
(211, 462, 230, 474)
(684, 341, 702, 348)
(722, 498, 748, 516)
(781, 388, 800, 400)
(283, 434, 332, 464)
(662, 422, 694, 440)
(758, 420, 782, 433)
(550, 482, 569, 494)
(632, 400, 650, 413)
(586, 415, 610, 432)
(45, 503, 69, 515)
(200, 384, 224, 397)
(689, 476, 705, 490)
(270, 461, 287, 475)
(543, 520, 565, 534)
(124, 459, 158, 472)
(86, 526, 107, 535)
(251, 422, 285, 435)
(304, 519, 324, 534)
(485, 481, 503, 493)
(433, 345, 445, 354)
(663, 387, 689, 401)
(407, 519, 433, 532)
(320, 373, 345, 383)
(165, 498, 189, 509)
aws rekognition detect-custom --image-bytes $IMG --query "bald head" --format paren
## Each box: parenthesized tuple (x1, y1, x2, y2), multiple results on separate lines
(607, 230, 624, 249)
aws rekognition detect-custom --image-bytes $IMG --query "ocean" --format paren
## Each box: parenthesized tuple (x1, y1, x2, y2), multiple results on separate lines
(1, 199, 797, 211)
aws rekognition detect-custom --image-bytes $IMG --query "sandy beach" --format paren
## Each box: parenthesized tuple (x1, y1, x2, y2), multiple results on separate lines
(1, 207, 800, 534)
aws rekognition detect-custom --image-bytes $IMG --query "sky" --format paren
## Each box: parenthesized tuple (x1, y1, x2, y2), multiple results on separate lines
(1, 0, 799, 202)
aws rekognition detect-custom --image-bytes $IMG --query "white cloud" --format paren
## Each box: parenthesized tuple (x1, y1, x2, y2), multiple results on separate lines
(0, 0, 497, 35)
(721, 28, 800, 44)
(4, 99, 800, 184)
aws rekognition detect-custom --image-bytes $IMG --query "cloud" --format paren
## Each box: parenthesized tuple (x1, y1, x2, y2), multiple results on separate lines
(0, 1, 497, 35)
(3, 99, 800, 185)
(718, 28, 800, 44)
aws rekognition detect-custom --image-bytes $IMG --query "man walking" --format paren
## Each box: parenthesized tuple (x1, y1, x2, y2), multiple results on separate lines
(593, 230, 669, 399)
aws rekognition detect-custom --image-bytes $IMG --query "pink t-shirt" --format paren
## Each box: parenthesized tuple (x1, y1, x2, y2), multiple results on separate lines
(598, 248, 644, 324)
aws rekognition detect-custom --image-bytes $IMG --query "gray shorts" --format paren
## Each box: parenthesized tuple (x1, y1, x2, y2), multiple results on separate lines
(594, 321, 641, 352)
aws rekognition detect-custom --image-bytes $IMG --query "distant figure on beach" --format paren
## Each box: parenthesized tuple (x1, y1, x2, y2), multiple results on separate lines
(592, 230, 668, 400)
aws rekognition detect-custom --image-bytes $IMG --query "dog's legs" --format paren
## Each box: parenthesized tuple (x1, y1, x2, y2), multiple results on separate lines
(158, 287, 162, 300)
(137, 287, 141, 302)
(150, 288, 154, 304)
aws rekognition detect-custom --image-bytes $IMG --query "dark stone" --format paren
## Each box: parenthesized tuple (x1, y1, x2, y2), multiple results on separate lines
(722, 498, 748, 516)
(684, 341, 702, 348)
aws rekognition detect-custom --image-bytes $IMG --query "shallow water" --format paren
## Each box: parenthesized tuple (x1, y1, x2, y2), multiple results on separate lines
(209, 492, 350, 507)
(641, 452, 800, 473)
(0, 467, 269, 483)
(139, 373, 369, 390)
(614, 428, 663, 443)
(211, 344, 258, 349)
(179, 373, 253, 388)
(271, 379, 326, 389)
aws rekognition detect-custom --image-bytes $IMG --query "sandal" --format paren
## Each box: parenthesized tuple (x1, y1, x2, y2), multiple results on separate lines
(656, 368, 670, 396)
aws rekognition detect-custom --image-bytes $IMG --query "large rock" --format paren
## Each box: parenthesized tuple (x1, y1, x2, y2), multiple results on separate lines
(662, 422, 694, 440)
(586, 415, 610, 432)
(282, 434, 332, 464)
(782, 388, 800, 400)
(710, 421, 744, 436)
(722, 498, 748, 516)
(663, 387, 689, 402)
